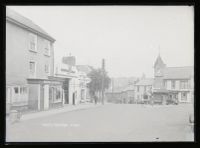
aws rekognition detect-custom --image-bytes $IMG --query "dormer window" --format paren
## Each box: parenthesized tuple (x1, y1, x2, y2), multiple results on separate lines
(44, 40, 50, 56)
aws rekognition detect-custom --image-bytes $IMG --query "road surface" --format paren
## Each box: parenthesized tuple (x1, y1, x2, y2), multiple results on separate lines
(6, 103, 194, 142)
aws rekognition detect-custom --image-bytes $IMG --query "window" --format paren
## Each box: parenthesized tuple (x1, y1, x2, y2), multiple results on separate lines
(180, 80, 188, 89)
(56, 90, 61, 100)
(29, 33, 37, 51)
(144, 86, 146, 92)
(163, 81, 167, 88)
(137, 86, 140, 92)
(181, 92, 187, 101)
(29, 61, 36, 78)
(44, 40, 51, 56)
(45, 64, 50, 75)
(49, 86, 62, 103)
(171, 80, 175, 89)
(20, 87, 27, 94)
(14, 87, 19, 94)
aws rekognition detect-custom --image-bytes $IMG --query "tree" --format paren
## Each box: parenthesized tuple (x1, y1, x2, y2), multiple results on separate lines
(87, 68, 111, 104)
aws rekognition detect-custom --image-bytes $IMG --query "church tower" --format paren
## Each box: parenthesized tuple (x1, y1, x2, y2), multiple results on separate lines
(154, 54, 166, 77)
(153, 54, 166, 89)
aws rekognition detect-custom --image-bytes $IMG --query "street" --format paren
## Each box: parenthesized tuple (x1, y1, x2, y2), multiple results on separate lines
(6, 103, 194, 142)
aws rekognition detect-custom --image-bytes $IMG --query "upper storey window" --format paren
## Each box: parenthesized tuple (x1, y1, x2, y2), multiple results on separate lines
(29, 33, 37, 52)
(44, 40, 51, 56)
(171, 80, 175, 89)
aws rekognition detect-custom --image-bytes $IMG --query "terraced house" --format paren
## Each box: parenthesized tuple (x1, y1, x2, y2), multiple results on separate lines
(6, 8, 64, 113)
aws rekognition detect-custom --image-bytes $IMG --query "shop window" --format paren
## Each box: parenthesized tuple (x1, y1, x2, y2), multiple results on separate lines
(20, 87, 27, 94)
(49, 86, 62, 102)
(181, 92, 187, 101)
(180, 80, 188, 89)
(56, 90, 61, 100)
(14, 87, 19, 94)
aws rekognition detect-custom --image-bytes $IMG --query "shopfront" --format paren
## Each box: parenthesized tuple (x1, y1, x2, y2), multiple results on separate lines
(49, 85, 64, 108)
(27, 78, 64, 111)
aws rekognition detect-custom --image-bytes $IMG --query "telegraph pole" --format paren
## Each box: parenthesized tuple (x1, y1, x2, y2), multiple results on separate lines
(101, 59, 105, 105)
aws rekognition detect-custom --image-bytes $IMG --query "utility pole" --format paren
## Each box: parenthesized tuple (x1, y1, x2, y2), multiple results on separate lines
(101, 59, 105, 105)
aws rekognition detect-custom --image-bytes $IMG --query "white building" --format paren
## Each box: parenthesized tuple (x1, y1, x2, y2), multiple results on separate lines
(54, 57, 91, 105)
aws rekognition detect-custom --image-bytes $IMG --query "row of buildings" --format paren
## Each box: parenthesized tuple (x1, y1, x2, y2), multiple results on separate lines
(106, 54, 194, 104)
(6, 8, 92, 113)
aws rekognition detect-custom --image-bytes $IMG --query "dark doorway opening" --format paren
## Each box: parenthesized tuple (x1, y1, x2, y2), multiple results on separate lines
(73, 92, 75, 105)
(63, 79, 69, 104)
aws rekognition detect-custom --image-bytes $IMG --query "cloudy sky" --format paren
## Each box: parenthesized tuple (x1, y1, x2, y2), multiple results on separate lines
(7, 6, 194, 78)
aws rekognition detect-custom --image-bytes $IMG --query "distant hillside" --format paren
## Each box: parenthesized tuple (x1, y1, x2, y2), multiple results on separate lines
(108, 77, 139, 92)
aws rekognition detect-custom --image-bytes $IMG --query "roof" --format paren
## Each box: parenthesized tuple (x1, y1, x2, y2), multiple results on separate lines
(6, 8, 55, 42)
(154, 54, 166, 68)
(153, 89, 169, 93)
(76, 65, 93, 74)
(163, 66, 193, 79)
(122, 85, 135, 92)
(135, 78, 154, 86)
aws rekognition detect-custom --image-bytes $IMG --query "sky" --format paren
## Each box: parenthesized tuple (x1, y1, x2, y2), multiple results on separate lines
(7, 6, 194, 78)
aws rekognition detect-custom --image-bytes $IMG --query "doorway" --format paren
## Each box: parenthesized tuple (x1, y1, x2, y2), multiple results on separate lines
(63, 79, 69, 104)
(73, 92, 75, 105)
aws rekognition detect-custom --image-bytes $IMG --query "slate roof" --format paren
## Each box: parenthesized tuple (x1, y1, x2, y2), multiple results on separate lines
(154, 54, 166, 68)
(122, 85, 135, 92)
(163, 66, 193, 79)
(135, 78, 154, 86)
(6, 8, 55, 42)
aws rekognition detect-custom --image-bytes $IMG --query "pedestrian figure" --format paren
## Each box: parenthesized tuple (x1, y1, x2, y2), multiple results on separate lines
(94, 95, 98, 105)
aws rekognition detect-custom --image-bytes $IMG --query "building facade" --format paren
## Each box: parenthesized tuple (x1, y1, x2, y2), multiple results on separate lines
(134, 78, 154, 104)
(76, 65, 93, 101)
(121, 85, 135, 104)
(6, 8, 64, 113)
(55, 58, 91, 105)
(153, 54, 194, 104)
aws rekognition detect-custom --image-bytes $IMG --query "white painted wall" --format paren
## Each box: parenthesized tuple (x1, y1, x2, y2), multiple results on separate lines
(167, 80, 171, 90)
(44, 84, 49, 110)
(68, 78, 73, 104)
(175, 80, 179, 90)
(38, 85, 40, 110)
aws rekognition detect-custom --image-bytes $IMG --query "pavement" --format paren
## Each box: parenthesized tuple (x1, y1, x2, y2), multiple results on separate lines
(6, 103, 194, 142)
(7, 102, 103, 122)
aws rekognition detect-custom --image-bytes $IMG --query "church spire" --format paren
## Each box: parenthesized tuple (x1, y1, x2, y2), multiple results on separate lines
(154, 51, 166, 68)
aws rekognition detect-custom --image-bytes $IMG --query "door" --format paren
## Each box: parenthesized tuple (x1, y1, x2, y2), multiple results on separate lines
(63, 79, 69, 104)
(73, 93, 75, 105)
(40, 85, 44, 110)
